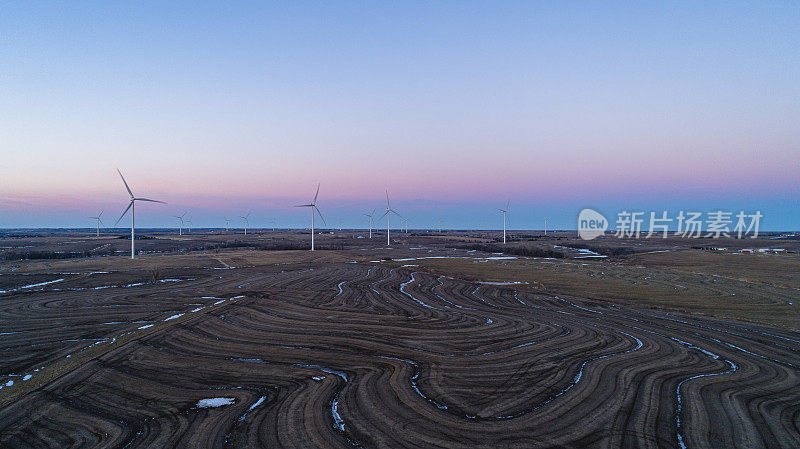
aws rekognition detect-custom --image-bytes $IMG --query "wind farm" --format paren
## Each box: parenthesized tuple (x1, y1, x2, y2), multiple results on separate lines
(2, 2, 799, 449)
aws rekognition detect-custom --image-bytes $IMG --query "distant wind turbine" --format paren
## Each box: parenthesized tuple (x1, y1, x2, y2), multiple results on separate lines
(380, 191, 402, 246)
(224, 218, 231, 231)
(186, 217, 192, 233)
(544, 217, 548, 236)
(240, 212, 251, 235)
(271, 219, 276, 232)
(113, 169, 165, 259)
(174, 211, 186, 235)
(438, 218, 442, 233)
(89, 211, 103, 237)
(364, 209, 375, 239)
(498, 200, 510, 244)
(295, 184, 324, 251)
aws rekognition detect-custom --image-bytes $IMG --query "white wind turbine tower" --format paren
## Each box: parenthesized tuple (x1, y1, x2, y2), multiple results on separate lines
(380, 191, 402, 246)
(174, 211, 186, 235)
(113, 169, 166, 259)
(240, 212, 251, 235)
(364, 209, 375, 239)
(498, 200, 510, 244)
(224, 218, 231, 231)
(89, 211, 103, 237)
(295, 184, 324, 251)
(186, 217, 192, 233)
(271, 219, 276, 232)
(544, 217, 548, 236)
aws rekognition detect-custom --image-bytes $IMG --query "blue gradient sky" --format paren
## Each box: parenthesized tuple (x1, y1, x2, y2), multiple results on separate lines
(1, 2, 798, 230)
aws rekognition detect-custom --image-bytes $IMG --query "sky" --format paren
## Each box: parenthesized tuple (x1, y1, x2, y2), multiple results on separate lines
(1, 1, 798, 230)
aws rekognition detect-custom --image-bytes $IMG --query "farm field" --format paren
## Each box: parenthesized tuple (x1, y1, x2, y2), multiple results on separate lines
(0, 230, 798, 448)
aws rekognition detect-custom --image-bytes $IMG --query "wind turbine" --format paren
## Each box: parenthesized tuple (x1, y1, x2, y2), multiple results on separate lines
(295, 184, 324, 250)
(364, 209, 375, 238)
(186, 217, 192, 233)
(240, 212, 251, 235)
(271, 219, 276, 232)
(438, 218, 442, 233)
(174, 211, 186, 235)
(113, 169, 165, 259)
(380, 191, 402, 246)
(224, 218, 231, 231)
(498, 200, 510, 244)
(89, 211, 103, 237)
(544, 217, 548, 236)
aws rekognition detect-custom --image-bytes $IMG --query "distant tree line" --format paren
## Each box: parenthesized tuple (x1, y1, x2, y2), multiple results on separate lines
(1, 251, 103, 261)
(452, 243, 567, 259)
(562, 243, 640, 257)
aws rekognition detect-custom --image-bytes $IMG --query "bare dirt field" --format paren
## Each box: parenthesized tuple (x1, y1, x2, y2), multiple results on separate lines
(1, 229, 798, 448)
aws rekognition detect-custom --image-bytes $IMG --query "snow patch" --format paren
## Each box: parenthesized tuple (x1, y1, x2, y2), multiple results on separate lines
(196, 397, 235, 408)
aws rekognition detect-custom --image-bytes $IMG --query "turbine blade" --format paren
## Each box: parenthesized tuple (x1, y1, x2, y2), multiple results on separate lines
(385, 190, 390, 208)
(313, 183, 320, 204)
(379, 211, 388, 219)
(295, 204, 313, 208)
(114, 200, 134, 226)
(136, 198, 166, 204)
(390, 210, 403, 218)
(314, 205, 326, 225)
(99, 210, 103, 217)
(506, 199, 510, 211)
(116, 169, 134, 198)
